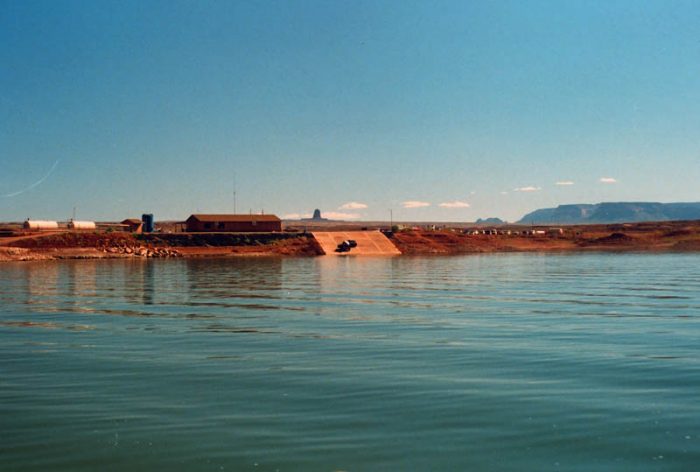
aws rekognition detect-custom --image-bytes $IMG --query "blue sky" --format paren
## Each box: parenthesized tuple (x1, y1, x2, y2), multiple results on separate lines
(2, 0, 699, 222)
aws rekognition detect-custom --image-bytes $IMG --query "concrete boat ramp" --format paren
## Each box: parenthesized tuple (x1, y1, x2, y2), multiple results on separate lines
(312, 231, 401, 256)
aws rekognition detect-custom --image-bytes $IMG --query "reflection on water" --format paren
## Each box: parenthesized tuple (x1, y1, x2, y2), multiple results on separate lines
(1, 254, 699, 471)
(185, 257, 284, 302)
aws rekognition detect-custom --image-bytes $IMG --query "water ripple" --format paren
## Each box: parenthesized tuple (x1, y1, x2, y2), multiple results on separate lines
(1, 254, 699, 471)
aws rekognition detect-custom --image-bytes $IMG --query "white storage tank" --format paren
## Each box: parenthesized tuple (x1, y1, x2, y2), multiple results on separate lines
(68, 220, 96, 230)
(24, 220, 59, 230)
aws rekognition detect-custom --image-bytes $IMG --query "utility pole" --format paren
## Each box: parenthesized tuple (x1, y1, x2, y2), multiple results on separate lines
(233, 173, 237, 214)
(389, 209, 393, 229)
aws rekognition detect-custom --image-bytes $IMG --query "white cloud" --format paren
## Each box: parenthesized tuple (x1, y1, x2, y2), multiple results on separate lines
(599, 177, 618, 184)
(500, 191, 509, 195)
(323, 211, 362, 220)
(438, 201, 471, 208)
(555, 181, 574, 186)
(402, 201, 431, 209)
(339, 201, 368, 210)
(514, 186, 541, 192)
(282, 213, 311, 219)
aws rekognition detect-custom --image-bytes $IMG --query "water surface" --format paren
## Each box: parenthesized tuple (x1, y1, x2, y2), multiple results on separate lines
(1, 254, 699, 470)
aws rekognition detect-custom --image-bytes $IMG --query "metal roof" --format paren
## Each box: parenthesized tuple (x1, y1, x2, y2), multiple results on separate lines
(187, 214, 281, 223)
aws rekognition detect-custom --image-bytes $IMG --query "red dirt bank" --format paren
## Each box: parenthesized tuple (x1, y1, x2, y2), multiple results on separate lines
(390, 221, 700, 255)
(0, 232, 323, 262)
(1, 220, 700, 261)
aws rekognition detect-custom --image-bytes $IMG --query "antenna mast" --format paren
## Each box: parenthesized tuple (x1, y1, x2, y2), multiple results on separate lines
(233, 173, 237, 214)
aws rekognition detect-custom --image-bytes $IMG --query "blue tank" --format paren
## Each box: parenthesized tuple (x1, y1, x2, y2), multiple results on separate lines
(142, 214, 154, 233)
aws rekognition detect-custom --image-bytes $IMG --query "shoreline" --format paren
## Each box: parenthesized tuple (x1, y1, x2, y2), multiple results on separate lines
(3, 246, 700, 263)
(2, 241, 700, 263)
(2, 220, 700, 262)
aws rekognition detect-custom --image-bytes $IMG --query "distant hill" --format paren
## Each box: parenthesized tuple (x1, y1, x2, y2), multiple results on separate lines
(476, 217, 505, 225)
(518, 202, 700, 224)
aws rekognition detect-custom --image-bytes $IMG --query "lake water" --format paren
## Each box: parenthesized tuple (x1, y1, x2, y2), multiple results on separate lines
(1, 254, 699, 471)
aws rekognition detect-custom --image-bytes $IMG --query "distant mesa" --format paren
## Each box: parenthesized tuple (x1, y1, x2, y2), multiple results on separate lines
(476, 217, 505, 225)
(518, 202, 700, 224)
(301, 209, 328, 222)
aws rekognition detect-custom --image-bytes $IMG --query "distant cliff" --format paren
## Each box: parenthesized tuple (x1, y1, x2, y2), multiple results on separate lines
(518, 202, 700, 224)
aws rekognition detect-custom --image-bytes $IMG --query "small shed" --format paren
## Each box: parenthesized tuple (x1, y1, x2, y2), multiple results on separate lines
(121, 218, 143, 233)
(185, 214, 282, 233)
(24, 220, 59, 230)
(68, 220, 96, 230)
